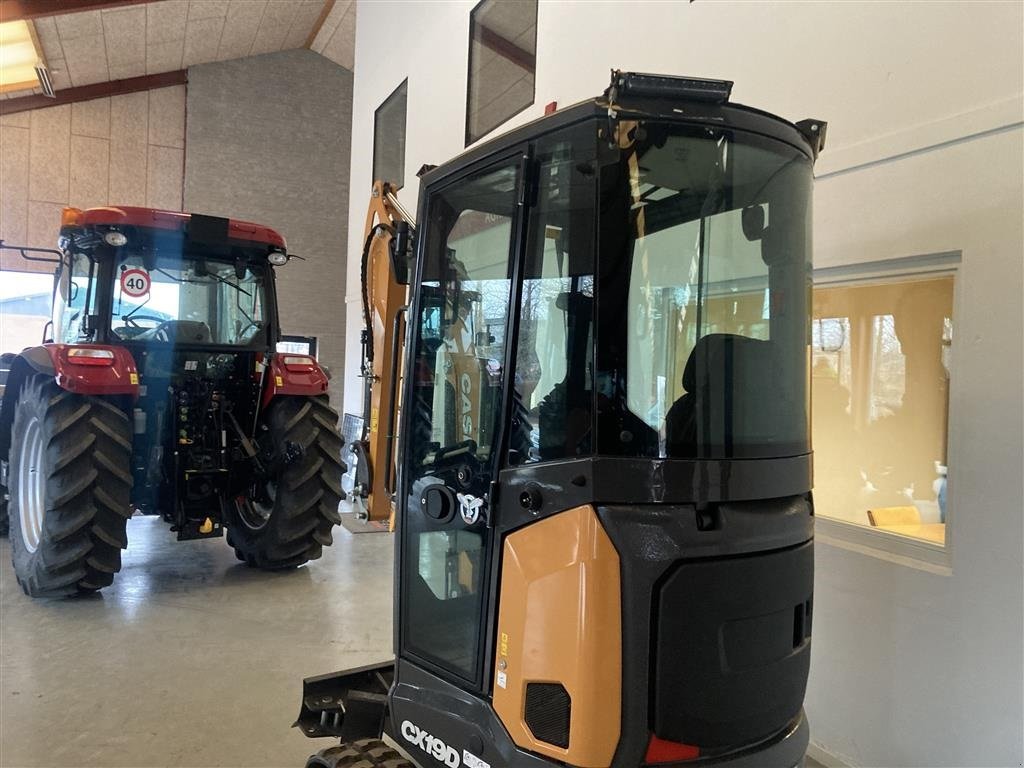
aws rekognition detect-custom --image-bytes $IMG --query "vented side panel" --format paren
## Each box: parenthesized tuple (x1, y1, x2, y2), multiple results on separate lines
(525, 683, 571, 748)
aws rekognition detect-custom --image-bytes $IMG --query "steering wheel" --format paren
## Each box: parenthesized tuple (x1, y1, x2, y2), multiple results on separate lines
(236, 320, 263, 341)
(121, 313, 166, 328)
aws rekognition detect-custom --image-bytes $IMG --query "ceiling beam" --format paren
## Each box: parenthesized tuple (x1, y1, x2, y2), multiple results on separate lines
(0, 69, 186, 115)
(305, 0, 336, 48)
(0, 0, 152, 22)
(473, 23, 535, 72)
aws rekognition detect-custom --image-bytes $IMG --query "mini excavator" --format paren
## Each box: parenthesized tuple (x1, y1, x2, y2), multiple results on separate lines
(300, 70, 827, 768)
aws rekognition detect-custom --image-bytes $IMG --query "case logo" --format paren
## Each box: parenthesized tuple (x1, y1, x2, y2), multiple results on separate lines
(460, 373, 473, 439)
(456, 493, 485, 525)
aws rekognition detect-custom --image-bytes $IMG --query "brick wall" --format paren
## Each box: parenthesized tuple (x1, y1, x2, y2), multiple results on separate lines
(182, 49, 352, 409)
(0, 86, 186, 274)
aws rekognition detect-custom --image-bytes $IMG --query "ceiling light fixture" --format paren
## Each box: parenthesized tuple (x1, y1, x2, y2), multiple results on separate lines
(0, 20, 49, 96)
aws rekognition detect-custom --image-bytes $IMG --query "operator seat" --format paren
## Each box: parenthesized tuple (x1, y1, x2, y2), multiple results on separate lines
(665, 333, 779, 458)
(152, 320, 212, 344)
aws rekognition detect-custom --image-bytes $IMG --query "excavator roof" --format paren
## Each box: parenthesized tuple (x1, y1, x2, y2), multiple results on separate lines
(420, 71, 823, 190)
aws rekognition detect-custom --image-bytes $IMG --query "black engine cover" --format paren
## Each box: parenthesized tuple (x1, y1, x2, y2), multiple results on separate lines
(653, 540, 813, 747)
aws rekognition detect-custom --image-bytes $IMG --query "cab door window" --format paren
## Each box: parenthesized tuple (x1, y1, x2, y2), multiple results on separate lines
(401, 159, 520, 684)
(57, 252, 98, 343)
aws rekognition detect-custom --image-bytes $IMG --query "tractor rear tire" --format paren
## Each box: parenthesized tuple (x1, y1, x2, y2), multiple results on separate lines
(306, 740, 414, 768)
(228, 395, 344, 569)
(8, 375, 132, 597)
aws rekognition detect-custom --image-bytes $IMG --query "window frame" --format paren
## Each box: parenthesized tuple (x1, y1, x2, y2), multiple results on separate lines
(464, 0, 539, 147)
(811, 251, 961, 574)
(372, 79, 408, 190)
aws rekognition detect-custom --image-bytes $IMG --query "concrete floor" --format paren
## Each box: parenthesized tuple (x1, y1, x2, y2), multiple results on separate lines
(0, 515, 394, 768)
(1, 517, 827, 768)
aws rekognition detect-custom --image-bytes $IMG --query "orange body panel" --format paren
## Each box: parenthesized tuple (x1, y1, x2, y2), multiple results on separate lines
(493, 505, 622, 766)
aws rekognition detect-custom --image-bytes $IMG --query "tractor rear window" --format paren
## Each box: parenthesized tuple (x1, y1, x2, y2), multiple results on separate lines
(110, 254, 267, 346)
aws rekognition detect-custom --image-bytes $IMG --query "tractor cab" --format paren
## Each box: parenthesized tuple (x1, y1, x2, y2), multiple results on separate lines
(50, 206, 286, 351)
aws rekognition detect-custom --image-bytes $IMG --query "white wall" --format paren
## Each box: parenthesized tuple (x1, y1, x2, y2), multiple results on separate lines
(344, 2, 1023, 765)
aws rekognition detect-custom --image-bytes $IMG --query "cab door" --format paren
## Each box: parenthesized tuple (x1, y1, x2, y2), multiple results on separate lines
(397, 153, 526, 690)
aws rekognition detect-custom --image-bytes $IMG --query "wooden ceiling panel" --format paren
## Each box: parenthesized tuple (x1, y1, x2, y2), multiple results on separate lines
(1, 0, 331, 101)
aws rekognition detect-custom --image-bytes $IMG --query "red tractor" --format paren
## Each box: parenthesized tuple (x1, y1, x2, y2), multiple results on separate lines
(0, 206, 345, 598)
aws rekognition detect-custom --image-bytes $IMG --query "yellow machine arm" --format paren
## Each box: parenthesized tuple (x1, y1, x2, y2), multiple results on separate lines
(352, 181, 413, 522)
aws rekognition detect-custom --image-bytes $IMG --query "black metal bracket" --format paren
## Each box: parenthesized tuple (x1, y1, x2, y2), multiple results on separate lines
(795, 119, 828, 159)
(294, 661, 395, 740)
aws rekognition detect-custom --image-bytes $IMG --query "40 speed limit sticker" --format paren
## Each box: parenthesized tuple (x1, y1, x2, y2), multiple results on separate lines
(120, 268, 151, 298)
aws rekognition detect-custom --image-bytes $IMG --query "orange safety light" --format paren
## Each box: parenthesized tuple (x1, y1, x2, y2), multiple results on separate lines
(61, 207, 83, 227)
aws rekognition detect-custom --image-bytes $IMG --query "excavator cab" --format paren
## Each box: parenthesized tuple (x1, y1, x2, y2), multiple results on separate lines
(298, 72, 826, 768)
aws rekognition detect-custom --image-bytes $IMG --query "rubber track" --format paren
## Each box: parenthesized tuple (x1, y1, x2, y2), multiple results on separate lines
(306, 739, 413, 768)
(11, 376, 131, 597)
(229, 395, 344, 569)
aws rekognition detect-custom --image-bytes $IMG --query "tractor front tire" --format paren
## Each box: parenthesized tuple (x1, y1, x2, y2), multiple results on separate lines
(228, 395, 344, 569)
(306, 740, 414, 768)
(8, 375, 132, 597)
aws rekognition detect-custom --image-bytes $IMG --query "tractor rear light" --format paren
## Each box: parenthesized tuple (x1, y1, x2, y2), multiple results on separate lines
(282, 355, 316, 371)
(65, 348, 115, 366)
(104, 231, 128, 246)
(268, 250, 288, 266)
(644, 734, 700, 764)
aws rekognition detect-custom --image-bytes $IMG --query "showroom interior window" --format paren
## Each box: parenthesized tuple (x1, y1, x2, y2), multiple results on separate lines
(812, 261, 957, 551)
(373, 79, 408, 189)
(466, 0, 538, 145)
